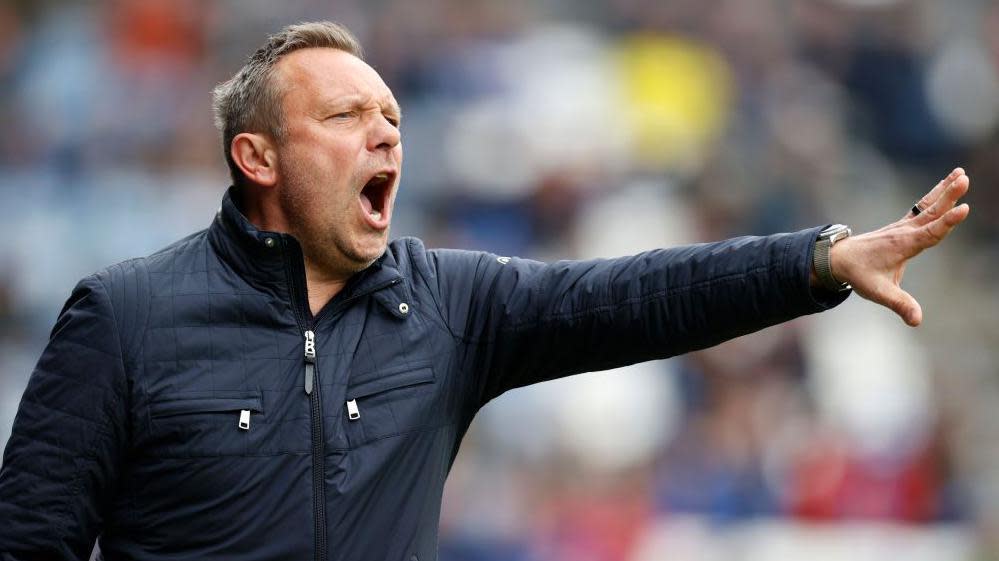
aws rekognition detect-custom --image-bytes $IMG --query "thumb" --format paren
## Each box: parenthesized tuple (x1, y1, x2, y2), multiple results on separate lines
(882, 286, 923, 326)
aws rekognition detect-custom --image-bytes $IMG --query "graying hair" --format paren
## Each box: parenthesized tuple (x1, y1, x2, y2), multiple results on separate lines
(212, 21, 363, 185)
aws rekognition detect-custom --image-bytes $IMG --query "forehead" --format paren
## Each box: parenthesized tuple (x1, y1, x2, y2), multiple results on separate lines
(276, 48, 397, 110)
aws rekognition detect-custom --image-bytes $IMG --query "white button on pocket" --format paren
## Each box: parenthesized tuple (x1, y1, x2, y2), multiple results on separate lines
(398, 302, 410, 314)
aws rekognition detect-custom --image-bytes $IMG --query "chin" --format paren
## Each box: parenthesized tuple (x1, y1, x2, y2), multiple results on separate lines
(346, 236, 389, 268)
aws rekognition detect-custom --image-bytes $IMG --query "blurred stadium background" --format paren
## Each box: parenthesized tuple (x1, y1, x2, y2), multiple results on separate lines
(2, 0, 999, 559)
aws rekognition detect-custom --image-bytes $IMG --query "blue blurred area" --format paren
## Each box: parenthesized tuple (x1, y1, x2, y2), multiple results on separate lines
(2, 1, 999, 559)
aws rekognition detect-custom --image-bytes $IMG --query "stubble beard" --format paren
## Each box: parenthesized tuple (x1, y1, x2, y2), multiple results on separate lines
(278, 166, 378, 280)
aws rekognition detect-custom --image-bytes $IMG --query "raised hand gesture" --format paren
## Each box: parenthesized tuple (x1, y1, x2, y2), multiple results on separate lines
(828, 168, 971, 326)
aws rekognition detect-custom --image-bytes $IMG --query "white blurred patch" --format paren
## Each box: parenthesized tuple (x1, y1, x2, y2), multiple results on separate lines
(548, 361, 679, 472)
(573, 179, 696, 258)
(829, 0, 907, 8)
(478, 360, 679, 473)
(926, 39, 999, 143)
(804, 297, 933, 457)
(443, 24, 628, 200)
(630, 518, 973, 561)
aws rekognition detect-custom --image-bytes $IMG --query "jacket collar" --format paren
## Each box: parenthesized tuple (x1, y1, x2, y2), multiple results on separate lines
(208, 185, 288, 286)
(208, 186, 409, 319)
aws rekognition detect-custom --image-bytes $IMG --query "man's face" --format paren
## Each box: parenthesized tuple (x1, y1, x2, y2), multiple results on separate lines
(272, 48, 403, 276)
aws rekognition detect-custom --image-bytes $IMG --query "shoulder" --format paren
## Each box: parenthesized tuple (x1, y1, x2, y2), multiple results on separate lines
(82, 229, 209, 299)
(386, 236, 512, 279)
(384, 237, 545, 308)
(385, 238, 510, 298)
(71, 229, 210, 356)
(385, 236, 436, 279)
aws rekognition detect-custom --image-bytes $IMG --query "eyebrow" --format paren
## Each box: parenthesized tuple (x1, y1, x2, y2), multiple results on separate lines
(322, 95, 402, 120)
(388, 101, 403, 121)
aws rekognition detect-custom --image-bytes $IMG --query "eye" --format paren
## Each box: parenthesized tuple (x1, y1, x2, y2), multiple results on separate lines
(385, 116, 400, 128)
(329, 111, 356, 121)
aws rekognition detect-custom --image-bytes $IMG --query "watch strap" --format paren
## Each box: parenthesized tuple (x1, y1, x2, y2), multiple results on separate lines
(813, 237, 849, 292)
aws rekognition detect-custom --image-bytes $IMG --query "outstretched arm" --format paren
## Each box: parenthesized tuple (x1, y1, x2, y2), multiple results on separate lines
(427, 228, 846, 406)
(828, 167, 971, 326)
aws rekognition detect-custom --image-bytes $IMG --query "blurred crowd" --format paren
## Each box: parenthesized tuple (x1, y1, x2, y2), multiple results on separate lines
(2, 0, 999, 559)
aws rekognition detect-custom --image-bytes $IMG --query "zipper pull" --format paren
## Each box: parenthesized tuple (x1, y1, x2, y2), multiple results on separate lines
(238, 409, 251, 430)
(346, 399, 361, 421)
(304, 330, 316, 394)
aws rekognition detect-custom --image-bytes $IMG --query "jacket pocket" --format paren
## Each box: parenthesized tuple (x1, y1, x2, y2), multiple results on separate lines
(144, 390, 265, 458)
(348, 366, 434, 401)
(149, 392, 264, 419)
(344, 365, 437, 447)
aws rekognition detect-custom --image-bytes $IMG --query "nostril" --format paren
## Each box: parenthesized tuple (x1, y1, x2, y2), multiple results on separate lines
(373, 131, 400, 151)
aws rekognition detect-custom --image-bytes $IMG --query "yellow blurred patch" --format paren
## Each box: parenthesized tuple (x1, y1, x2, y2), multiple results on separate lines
(614, 34, 734, 173)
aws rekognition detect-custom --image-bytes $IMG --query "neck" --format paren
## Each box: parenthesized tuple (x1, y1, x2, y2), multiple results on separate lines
(237, 185, 349, 316)
(303, 260, 348, 317)
(239, 185, 287, 233)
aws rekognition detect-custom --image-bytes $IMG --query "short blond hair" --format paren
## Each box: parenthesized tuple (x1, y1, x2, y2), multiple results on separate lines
(212, 21, 363, 185)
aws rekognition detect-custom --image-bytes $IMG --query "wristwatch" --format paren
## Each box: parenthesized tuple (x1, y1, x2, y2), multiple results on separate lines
(813, 224, 852, 292)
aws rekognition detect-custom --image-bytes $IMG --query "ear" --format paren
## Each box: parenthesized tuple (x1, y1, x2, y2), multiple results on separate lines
(231, 132, 279, 187)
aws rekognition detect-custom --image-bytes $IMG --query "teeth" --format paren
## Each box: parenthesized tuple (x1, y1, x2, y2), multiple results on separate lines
(370, 210, 382, 220)
(373, 173, 389, 182)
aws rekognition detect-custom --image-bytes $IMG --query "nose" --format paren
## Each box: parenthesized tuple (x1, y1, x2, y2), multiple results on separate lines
(368, 115, 401, 152)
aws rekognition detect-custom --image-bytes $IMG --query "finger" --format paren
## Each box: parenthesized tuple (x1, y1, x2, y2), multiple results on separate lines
(914, 173, 969, 225)
(867, 281, 923, 326)
(908, 167, 964, 219)
(921, 203, 970, 247)
(894, 288, 923, 327)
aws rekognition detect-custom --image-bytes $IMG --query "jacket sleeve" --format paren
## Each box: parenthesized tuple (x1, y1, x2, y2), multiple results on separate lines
(425, 227, 848, 407)
(0, 274, 129, 560)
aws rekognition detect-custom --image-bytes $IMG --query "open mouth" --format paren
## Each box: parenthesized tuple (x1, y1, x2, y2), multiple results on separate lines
(359, 171, 395, 227)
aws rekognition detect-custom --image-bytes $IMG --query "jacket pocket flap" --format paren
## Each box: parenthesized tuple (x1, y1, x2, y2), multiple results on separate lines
(150, 391, 263, 418)
(348, 366, 435, 400)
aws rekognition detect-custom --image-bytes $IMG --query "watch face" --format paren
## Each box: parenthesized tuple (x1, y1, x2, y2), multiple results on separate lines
(820, 224, 850, 240)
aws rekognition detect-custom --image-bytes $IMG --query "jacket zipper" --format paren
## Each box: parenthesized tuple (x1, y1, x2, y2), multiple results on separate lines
(304, 330, 317, 395)
(303, 276, 399, 396)
(280, 239, 327, 561)
(282, 234, 402, 561)
(303, 328, 326, 561)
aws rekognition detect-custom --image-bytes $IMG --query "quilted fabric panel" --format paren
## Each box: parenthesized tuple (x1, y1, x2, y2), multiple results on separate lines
(134, 233, 309, 460)
(0, 274, 128, 559)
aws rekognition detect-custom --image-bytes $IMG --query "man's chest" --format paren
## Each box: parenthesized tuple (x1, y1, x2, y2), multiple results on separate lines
(127, 291, 455, 460)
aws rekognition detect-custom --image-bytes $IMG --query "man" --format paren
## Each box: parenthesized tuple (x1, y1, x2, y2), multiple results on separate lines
(0, 21, 970, 561)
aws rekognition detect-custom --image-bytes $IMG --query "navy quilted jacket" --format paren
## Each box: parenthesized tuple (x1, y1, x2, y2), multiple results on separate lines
(0, 187, 846, 560)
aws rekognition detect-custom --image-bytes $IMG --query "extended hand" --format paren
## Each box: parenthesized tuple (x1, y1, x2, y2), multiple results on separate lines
(828, 168, 971, 327)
